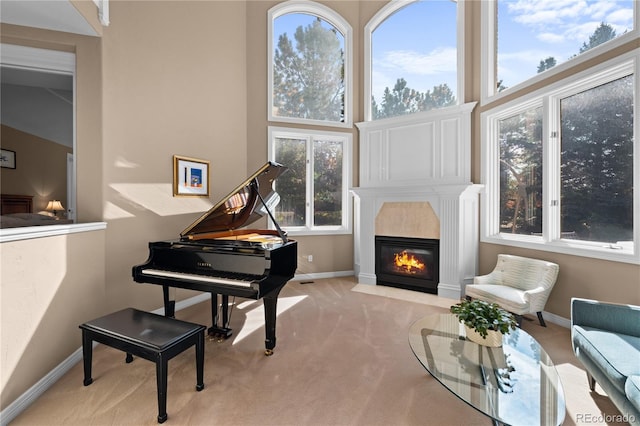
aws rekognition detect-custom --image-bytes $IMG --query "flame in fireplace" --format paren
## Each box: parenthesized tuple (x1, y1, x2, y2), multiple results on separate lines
(393, 250, 426, 274)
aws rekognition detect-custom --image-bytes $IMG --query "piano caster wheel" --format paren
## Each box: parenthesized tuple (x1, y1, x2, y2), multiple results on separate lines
(264, 349, 274, 356)
(208, 335, 225, 343)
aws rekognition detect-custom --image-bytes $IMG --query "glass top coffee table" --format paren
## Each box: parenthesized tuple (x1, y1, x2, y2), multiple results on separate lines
(409, 314, 565, 426)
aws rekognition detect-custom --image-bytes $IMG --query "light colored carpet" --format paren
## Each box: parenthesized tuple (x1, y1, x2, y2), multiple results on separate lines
(10, 277, 622, 425)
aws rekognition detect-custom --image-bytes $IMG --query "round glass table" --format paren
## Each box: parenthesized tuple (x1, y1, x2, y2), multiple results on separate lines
(408, 314, 565, 426)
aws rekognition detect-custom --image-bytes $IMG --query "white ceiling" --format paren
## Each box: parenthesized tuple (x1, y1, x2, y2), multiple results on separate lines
(0, 0, 98, 36)
(0, 2, 84, 148)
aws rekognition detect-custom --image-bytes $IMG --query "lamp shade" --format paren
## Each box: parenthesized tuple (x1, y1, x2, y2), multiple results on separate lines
(46, 200, 65, 212)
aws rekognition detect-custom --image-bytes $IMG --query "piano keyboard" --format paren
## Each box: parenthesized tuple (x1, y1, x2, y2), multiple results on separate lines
(141, 268, 255, 288)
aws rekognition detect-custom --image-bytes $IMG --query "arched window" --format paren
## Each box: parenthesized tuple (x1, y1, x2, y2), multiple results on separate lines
(365, 0, 462, 121)
(268, 1, 352, 127)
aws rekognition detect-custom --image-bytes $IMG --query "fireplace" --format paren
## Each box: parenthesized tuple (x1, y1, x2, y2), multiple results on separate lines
(352, 102, 482, 299)
(375, 236, 439, 294)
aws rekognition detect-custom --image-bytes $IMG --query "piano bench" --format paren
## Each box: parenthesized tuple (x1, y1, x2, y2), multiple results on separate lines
(79, 308, 206, 424)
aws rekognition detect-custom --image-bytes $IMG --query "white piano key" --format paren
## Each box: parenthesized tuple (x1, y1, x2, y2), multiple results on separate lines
(141, 268, 254, 288)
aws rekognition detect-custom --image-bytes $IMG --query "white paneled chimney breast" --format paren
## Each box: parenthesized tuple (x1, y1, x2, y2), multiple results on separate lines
(352, 102, 482, 300)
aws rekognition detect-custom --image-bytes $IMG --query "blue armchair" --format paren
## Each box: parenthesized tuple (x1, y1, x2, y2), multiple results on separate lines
(571, 298, 640, 424)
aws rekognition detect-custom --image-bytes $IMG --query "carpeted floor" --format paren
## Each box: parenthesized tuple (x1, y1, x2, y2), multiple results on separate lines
(9, 277, 623, 425)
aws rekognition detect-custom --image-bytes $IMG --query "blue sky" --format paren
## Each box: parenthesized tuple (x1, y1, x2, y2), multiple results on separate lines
(372, 1, 457, 103)
(274, 1, 635, 103)
(372, 0, 634, 101)
(497, 0, 634, 88)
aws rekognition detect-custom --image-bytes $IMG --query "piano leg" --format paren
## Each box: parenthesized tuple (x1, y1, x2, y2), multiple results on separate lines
(162, 286, 176, 318)
(208, 293, 232, 339)
(263, 293, 279, 356)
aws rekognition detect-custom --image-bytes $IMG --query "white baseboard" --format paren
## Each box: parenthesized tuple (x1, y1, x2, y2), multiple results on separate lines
(541, 310, 571, 329)
(292, 270, 354, 282)
(0, 346, 83, 426)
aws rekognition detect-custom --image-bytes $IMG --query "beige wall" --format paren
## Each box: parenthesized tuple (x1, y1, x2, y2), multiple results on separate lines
(479, 245, 640, 319)
(1, 125, 71, 211)
(100, 0, 250, 312)
(1, 0, 639, 413)
(1, 230, 107, 409)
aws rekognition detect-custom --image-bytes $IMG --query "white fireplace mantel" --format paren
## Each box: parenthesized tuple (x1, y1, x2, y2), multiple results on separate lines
(352, 102, 481, 300)
(351, 184, 482, 300)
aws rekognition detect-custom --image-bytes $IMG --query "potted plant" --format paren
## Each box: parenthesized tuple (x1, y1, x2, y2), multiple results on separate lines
(450, 299, 517, 347)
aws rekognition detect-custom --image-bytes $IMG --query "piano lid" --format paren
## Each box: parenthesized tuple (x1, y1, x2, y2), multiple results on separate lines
(180, 161, 288, 238)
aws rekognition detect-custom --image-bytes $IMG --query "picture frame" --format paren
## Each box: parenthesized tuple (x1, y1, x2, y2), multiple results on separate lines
(0, 149, 16, 169)
(173, 155, 210, 197)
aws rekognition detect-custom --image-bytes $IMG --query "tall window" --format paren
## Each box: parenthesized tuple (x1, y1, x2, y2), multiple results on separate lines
(483, 55, 637, 262)
(499, 107, 543, 235)
(559, 75, 634, 243)
(268, 127, 351, 235)
(484, 0, 636, 99)
(366, 0, 460, 121)
(268, 1, 352, 127)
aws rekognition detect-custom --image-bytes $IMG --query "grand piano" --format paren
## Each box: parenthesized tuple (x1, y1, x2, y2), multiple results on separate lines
(132, 162, 297, 355)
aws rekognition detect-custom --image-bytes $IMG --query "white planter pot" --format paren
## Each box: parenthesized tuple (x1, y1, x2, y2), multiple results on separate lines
(464, 325, 503, 347)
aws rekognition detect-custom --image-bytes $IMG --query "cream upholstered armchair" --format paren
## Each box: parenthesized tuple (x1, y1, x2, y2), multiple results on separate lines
(465, 254, 560, 327)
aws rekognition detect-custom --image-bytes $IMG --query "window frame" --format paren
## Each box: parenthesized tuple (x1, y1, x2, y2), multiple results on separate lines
(481, 0, 640, 105)
(364, 0, 465, 121)
(0, 44, 107, 243)
(481, 51, 640, 264)
(267, 0, 353, 128)
(268, 126, 352, 236)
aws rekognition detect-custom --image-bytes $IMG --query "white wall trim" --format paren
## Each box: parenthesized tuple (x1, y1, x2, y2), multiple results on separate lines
(1, 44, 75, 74)
(0, 222, 107, 243)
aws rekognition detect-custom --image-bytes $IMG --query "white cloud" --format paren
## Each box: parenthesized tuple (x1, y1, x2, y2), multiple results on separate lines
(370, 68, 395, 102)
(584, 1, 617, 20)
(607, 8, 634, 26)
(538, 32, 566, 44)
(370, 48, 458, 102)
(508, 0, 587, 26)
(498, 48, 562, 84)
(506, 0, 632, 43)
(381, 47, 457, 75)
(566, 21, 603, 42)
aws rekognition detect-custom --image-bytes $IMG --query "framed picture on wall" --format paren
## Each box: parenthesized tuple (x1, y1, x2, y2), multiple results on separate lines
(173, 155, 210, 196)
(0, 149, 16, 169)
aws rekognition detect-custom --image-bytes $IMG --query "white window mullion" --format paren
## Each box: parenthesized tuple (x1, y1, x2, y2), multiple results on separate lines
(635, 64, 640, 257)
(545, 96, 561, 242)
(306, 137, 314, 229)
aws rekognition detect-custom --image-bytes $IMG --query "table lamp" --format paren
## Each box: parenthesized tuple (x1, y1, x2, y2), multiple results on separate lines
(46, 200, 65, 217)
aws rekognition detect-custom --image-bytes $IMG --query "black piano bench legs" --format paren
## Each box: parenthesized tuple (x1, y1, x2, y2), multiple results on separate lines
(79, 308, 206, 424)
